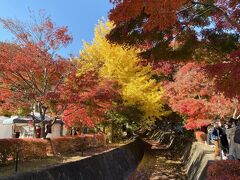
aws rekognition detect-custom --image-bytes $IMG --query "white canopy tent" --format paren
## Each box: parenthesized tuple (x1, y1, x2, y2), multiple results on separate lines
(0, 114, 65, 138)
(0, 116, 13, 139)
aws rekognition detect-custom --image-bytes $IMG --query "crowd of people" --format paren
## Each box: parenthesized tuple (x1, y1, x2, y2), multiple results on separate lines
(207, 118, 240, 160)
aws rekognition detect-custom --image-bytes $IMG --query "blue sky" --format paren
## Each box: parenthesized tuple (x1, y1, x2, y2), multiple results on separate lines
(0, 0, 113, 57)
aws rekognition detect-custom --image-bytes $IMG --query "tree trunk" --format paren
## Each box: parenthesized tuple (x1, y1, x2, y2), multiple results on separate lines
(41, 121, 46, 138)
(32, 108, 37, 138)
(60, 124, 63, 136)
(32, 119, 37, 138)
(38, 103, 47, 138)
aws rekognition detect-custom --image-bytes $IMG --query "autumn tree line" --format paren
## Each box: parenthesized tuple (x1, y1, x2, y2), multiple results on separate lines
(0, 1, 239, 138)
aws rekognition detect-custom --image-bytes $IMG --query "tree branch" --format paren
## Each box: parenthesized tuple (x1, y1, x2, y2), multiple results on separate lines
(190, 1, 240, 31)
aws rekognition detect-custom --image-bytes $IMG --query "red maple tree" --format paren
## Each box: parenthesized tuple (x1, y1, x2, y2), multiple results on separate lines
(108, 0, 239, 62)
(164, 62, 234, 129)
(109, 0, 186, 31)
(61, 70, 120, 128)
(0, 13, 73, 137)
(206, 49, 240, 99)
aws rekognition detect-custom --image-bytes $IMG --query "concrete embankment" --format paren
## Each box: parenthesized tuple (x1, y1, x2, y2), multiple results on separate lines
(1, 138, 146, 180)
(1, 138, 215, 180)
(129, 139, 215, 180)
(183, 142, 214, 180)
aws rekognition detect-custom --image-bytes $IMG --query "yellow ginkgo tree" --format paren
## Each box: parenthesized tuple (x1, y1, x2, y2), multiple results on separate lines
(77, 20, 164, 127)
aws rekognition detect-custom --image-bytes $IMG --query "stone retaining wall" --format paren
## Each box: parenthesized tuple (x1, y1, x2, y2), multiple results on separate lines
(1, 138, 145, 180)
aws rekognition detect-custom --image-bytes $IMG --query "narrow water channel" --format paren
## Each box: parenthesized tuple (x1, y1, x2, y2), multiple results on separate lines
(129, 148, 187, 180)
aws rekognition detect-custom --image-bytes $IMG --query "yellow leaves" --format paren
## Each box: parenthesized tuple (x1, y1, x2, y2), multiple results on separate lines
(77, 20, 164, 126)
(122, 81, 163, 119)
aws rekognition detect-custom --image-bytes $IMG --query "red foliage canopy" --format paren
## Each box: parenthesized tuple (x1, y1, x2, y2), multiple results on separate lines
(108, 0, 240, 129)
(61, 70, 119, 127)
(109, 0, 240, 32)
(0, 13, 120, 129)
(109, 0, 187, 31)
(206, 49, 240, 99)
(164, 62, 234, 129)
(0, 14, 73, 118)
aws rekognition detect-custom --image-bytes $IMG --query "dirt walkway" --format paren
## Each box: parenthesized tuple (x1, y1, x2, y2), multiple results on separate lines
(129, 138, 188, 180)
(129, 149, 187, 180)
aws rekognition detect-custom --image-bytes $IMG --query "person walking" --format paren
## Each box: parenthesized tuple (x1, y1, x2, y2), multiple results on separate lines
(219, 119, 229, 158)
(211, 122, 221, 159)
(207, 124, 214, 147)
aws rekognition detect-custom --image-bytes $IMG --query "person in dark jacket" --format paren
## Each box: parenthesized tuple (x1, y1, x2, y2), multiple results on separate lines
(211, 121, 228, 159)
(219, 119, 229, 155)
